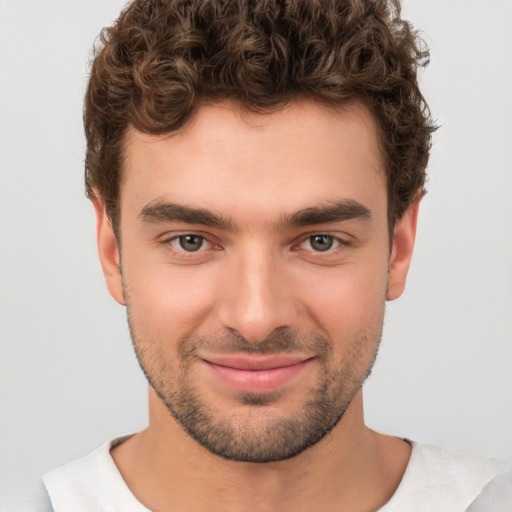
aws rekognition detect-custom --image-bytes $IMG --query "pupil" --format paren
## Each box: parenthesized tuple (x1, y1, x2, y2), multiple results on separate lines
(311, 235, 333, 251)
(179, 235, 203, 252)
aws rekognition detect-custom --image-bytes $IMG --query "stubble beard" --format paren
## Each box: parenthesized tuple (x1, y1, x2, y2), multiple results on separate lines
(124, 272, 384, 463)
(126, 308, 383, 463)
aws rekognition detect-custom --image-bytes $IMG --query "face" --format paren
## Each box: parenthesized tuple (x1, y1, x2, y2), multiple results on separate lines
(95, 101, 418, 462)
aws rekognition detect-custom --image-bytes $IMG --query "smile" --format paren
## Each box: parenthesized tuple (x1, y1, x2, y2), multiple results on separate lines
(201, 355, 315, 393)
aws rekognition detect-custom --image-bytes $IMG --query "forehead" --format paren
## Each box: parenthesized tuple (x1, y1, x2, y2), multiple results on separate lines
(120, 100, 387, 223)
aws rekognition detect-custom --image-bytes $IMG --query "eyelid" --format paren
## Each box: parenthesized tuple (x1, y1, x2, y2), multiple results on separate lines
(293, 232, 350, 250)
(169, 234, 210, 251)
(159, 231, 221, 253)
(301, 236, 341, 252)
(159, 229, 213, 243)
(158, 230, 351, 255)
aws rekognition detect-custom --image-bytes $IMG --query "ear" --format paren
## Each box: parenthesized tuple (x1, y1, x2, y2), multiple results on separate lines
(386, 198, 420, 301)
(92, 194, 125, 306)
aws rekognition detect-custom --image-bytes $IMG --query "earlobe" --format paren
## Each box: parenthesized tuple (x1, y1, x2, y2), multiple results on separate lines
(386, 198, 420, 301)
(92, 194, 125, 306)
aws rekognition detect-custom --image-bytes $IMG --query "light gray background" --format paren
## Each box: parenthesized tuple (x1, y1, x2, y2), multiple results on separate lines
(1, 0, 511, 505)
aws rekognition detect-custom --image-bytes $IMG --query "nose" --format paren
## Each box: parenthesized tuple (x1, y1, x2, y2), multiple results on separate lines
(216, 242, 298, 342)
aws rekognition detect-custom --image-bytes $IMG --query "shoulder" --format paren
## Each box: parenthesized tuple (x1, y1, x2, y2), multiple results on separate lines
(380, 442, 512, 512)
(42, 434, 148, 512)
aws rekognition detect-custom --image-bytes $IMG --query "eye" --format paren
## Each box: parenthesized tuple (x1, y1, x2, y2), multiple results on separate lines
(172, 234, 207, 252)
(306, 234, 337, 252)
(160, 232, 221, 262)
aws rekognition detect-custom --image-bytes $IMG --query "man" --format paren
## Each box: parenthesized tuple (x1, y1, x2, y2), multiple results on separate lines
(40, 0, 511, 510)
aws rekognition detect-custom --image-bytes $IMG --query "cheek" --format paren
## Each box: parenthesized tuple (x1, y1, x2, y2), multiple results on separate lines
(121, 233, 390, 342)
(294, 260, 389, 333)
(122, 250, 219, 338)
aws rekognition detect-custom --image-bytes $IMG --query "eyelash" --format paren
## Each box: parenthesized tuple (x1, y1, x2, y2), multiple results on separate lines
(296, 234, 346, 253)
(161, 232, 349, 258)
(164, 234, 217, 257)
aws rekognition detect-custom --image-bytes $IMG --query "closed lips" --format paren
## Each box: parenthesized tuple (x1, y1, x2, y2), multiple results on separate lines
(201, 355, 314, 370)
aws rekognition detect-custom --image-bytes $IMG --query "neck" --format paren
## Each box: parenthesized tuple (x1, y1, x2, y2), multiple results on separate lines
(111, 388, 411, 512)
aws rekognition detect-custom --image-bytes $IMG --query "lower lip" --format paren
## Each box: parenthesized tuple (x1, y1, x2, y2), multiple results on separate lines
(202, 359, 313, 393)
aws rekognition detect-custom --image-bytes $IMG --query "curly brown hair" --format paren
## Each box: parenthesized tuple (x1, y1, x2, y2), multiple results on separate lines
(84, 0, 435, 231)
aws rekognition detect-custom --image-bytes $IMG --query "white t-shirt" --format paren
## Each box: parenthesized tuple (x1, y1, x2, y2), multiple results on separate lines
(37, 436, 512, 511)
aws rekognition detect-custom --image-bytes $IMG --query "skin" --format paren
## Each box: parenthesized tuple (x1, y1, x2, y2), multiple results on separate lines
(94, 100, 419, 511)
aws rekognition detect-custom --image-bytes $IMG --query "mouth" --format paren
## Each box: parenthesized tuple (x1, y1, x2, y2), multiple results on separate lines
(200, 354, 315, 393)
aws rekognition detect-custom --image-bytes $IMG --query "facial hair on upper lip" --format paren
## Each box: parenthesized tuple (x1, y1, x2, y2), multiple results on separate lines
(176, 326, 332, 363)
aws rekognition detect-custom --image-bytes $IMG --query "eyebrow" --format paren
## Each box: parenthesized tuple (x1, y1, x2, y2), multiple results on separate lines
(277, 199, 371, 228)
(139, 199, 371, 231)
(139, 201, 235, 230)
